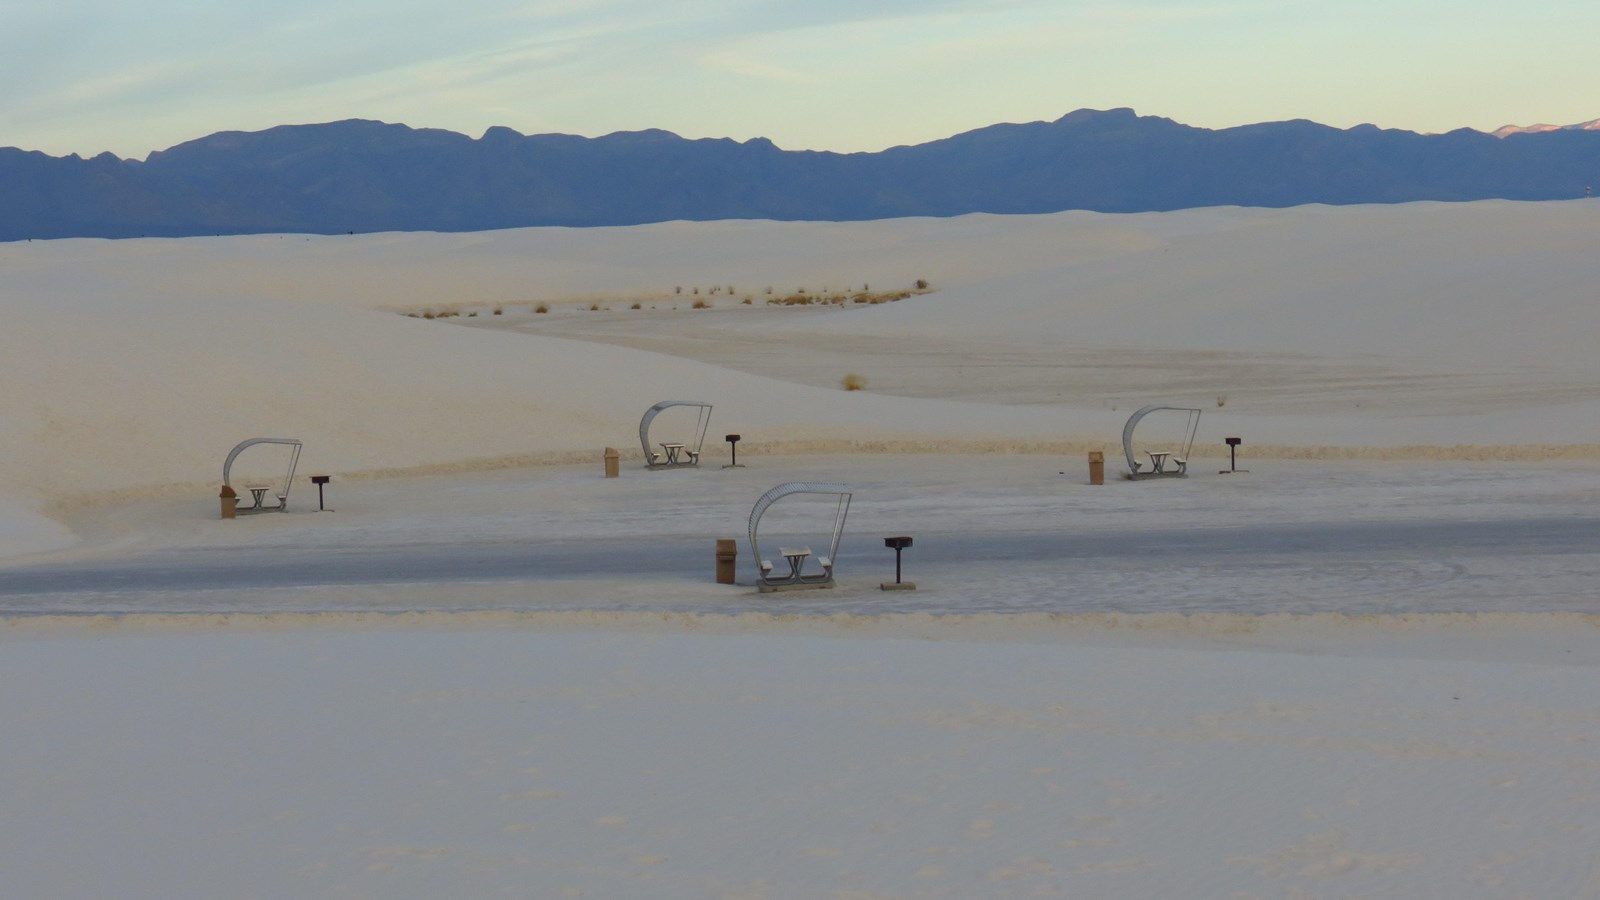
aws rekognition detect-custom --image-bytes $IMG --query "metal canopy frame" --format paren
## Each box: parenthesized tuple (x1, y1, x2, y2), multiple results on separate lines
(222, 437, 303, 511)
(1121, 405, 1202, 478)
(639, 400, 713, 468)
(748, 482, 852, 592)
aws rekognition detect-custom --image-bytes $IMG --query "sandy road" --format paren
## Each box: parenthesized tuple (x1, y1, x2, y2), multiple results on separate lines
(2, 513, 1596, 616)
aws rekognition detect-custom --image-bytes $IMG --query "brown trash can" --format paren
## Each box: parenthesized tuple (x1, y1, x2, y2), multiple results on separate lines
(603, 447, 620, 478)
(1088, 450, 1105, 485)
(219, 484, 238, 519)
(715, 539, 737, 584)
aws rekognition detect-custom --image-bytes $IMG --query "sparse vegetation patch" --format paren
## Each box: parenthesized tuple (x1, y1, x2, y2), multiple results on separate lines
(392, 279, 932, 322)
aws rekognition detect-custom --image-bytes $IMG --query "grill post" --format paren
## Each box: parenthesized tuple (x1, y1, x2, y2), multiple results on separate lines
(1222, 437, 1246, 474)
(881, 536, 915, 591)
(310, 475, 332, 511)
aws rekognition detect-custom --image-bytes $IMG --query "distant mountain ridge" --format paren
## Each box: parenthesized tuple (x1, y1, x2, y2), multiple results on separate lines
(1491, 117, 1600, 137)
(3, 108, 1598, 241)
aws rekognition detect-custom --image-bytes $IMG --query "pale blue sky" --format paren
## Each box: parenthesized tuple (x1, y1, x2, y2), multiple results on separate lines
(3, 0, 1596, 159)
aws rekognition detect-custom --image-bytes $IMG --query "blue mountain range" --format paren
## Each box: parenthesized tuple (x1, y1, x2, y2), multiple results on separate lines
(3, 108, 1596, 241)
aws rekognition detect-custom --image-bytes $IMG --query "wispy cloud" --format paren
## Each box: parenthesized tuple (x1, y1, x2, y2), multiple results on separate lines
(4, 0, 1597, 158)
(693, 49, 822, 85)
(57, 59, 202, 107)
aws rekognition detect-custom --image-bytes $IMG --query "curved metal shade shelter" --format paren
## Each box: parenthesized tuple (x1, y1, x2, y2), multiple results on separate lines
(639, 400, 713, 468)
(1121, 405, 1201, 478)
(222, 438, 302, 511)
(748, 482, 852, 592)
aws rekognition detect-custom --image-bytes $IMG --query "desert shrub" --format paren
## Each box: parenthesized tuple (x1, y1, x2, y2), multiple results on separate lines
(841, 373, 867, 391)
(741, 296, 752, 305)
(852, 291, 907, 304)
(422, 311, 436, 319)
(915, 278, 929, 290)
(630, 301, 642, 310)
(492, 307, 503, 315)
(692, 299, 710, 309)
(534, 303, 549, 314)
(467, 311, 478, 317)
(589, 303, 600, 311)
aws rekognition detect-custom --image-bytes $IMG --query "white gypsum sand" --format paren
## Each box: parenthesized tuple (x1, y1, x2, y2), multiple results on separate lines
(1, 200, 1599, 897)
(2, 613, 1598, 899)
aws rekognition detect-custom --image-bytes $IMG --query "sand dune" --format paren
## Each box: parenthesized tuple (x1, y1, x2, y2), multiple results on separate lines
(4, 202, 1598, 506)
(4, 201, 1600, 898)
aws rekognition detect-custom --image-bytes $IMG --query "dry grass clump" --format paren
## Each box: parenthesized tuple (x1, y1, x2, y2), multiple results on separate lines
(747, 278, 932, 310)
(395, 277, 940, 323)
(841, 373, 867, 391)
(852, 290, 913, 304)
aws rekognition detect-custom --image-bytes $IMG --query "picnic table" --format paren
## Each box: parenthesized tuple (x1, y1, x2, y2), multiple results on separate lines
(243, 483, 272, 510)
(778, 547, 812, 580)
